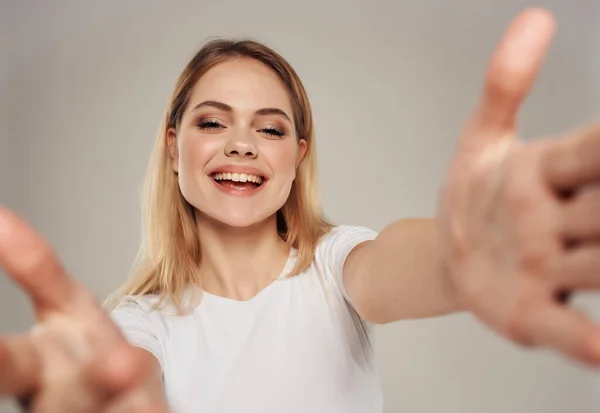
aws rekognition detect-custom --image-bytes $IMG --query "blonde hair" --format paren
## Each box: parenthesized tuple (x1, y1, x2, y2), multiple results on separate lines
(105, 39, 332, 313)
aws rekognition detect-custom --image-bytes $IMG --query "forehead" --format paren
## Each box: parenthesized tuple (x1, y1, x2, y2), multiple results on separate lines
(189, 58, 293, 113)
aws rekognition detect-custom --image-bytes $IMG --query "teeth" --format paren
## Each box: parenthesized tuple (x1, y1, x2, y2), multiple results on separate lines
(212, 172, 264, 184)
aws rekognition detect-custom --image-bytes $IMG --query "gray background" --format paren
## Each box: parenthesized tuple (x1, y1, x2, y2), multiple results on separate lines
(1, 0, 600, 412)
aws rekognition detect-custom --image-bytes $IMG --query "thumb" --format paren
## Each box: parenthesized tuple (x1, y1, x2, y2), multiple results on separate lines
(463, 8, 556, 148)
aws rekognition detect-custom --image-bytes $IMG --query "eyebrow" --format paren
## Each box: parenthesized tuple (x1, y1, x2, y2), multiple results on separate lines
(191, 100, 292, 123)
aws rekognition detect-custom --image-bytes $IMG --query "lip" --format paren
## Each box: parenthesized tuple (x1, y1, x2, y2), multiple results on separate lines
(207, 164, 269, 181)
(210, 178, 266, 197)
(207, 164, 268, 197)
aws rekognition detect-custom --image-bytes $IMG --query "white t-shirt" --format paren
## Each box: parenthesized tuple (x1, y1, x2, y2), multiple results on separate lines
(110, 225, 383, 413)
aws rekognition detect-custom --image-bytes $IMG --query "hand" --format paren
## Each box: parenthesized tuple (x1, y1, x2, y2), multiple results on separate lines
(0, 207, 169, 412)
(437, 8, 600, 366)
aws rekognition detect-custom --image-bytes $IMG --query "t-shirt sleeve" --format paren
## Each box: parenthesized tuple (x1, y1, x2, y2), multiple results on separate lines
(109, 298, 165, 373)
(318, 225, 378, 304)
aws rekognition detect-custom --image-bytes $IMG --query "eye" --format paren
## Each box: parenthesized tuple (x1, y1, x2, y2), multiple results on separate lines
(259, 126, 285, 138)
(198, 118, 225, 131)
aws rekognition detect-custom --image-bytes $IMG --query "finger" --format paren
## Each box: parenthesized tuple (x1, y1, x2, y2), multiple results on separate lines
(558, 184, 600, 240)
(90, 347, 167, 413)
(521, 302, 600, 366)
(85, 345, 149, 401)
(462, 8, 556, 149)
(107, 400, 171, 413)
(0, 206, 79, 311)
(542, 124, 600, 190)
(36, 345, 147, 413)
(0, 335, 40, 396)
(547, 245, 600, 290)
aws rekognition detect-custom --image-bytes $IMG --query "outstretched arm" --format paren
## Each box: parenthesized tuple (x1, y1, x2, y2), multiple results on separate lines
(343, 6, 554, 326)
(344, 218, 460, 323)
(342, 8, 600, 369)
(0, 207, 169, 413)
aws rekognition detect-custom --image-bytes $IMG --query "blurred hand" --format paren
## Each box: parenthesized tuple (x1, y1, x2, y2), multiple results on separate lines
(437, 7, 600, 366)
(0, 208, 169, 412)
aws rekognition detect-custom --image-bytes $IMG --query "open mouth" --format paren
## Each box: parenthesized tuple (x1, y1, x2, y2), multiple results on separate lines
(211, 172, 265, 190)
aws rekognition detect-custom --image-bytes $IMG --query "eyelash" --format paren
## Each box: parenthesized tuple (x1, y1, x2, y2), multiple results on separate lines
(197, 119, 224, 131)
(197, 119, 285, 138)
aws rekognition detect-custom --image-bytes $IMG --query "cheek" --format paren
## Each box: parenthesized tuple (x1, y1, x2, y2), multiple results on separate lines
(264, 142, 299, 179)
(178, 135, 219, 173)
(176, 135, 221, 205)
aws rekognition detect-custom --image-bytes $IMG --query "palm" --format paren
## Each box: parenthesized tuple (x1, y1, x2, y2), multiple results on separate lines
(0, 207, 164, 411)
(440, 138, 555, 332)
(437, 8, 600, 365)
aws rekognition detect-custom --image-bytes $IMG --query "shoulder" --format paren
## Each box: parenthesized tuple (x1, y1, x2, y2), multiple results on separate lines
(316, 224, 378, 258)
(108, 293, 181, 332)
(311, 225, 379, 318)
(312, 224, 378, 283)
(109, 294, 162, 316)
(107, 294, 171, 372)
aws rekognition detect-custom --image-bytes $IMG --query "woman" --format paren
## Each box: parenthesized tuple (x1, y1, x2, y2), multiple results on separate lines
(1, 7, 600, 413)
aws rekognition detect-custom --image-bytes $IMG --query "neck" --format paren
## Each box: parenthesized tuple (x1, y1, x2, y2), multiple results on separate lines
(195, 212, 291, 301)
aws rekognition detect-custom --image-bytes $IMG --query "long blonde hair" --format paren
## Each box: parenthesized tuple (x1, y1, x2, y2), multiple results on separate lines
(105, 39, 332, 313)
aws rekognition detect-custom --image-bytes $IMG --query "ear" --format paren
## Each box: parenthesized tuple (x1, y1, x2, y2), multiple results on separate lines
(296, 139, 308, 168)
(167, 127, 179, 173)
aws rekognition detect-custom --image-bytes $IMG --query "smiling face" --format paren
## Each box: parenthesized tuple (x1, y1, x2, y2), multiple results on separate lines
(168, 57, 307, 228)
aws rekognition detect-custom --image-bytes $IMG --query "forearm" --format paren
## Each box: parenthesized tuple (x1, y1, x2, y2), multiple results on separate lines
(347, 218, 463, 324)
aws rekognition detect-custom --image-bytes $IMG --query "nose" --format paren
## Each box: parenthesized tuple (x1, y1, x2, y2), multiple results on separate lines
(224, 134, 258, 159)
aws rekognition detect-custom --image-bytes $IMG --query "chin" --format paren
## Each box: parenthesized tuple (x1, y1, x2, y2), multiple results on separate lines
(197, 207, 278, 230)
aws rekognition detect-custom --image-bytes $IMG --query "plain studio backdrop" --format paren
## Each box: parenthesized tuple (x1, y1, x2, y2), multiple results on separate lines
(1, 0, 600, 412)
